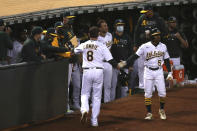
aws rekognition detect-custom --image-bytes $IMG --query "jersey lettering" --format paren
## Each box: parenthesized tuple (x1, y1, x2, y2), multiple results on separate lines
(146, 51, 164, 61)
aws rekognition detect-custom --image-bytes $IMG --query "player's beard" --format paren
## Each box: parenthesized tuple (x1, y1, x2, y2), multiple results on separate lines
(152, 35, 161, 45)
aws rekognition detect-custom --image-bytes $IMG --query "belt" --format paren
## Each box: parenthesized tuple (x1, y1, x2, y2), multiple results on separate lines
(83, 67, 103, 70)
(146, 66, 159, 71)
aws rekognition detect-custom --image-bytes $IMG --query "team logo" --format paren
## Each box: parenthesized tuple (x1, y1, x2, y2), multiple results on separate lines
(146, 51, 164, 60)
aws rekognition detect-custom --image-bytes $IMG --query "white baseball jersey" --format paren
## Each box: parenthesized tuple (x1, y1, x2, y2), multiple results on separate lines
(98, 32, 113, 49)
(136, 41, 169, 68)
(74, 40, 113, 68)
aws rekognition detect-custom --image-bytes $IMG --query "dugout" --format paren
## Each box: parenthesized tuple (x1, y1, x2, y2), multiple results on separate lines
(1, 0, 196, 78)
(0, 0, 197, 129)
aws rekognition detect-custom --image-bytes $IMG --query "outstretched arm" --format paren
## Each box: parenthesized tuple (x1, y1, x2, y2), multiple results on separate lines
(118, 54, 139, 68)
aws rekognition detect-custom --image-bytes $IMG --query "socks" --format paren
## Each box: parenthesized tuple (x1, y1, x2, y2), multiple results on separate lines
(145, 98, 152, 113)
(160, 97, 165, 109)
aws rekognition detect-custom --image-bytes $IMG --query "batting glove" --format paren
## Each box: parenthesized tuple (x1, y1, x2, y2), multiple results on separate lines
(118, 61, 127, 69)
(166, 72, 173, 81)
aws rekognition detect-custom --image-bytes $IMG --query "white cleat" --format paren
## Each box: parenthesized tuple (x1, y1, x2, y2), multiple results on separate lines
(91, 122, 98, 127)
(145, 113, 153, 120)
(159, 109, 167, 120)
(80, 112, 88, 124)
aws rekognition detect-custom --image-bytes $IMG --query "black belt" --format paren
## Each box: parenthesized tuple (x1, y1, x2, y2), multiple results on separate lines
(83, 67, 103, 70)
(146, 66, 159, 71)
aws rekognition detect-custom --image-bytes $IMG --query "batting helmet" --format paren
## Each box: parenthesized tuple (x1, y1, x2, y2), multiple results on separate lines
(150, 27, 161, 36)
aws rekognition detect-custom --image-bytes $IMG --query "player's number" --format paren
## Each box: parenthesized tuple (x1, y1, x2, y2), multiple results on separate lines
(87, 51, 93, 61)
(158, 60, 161, 66)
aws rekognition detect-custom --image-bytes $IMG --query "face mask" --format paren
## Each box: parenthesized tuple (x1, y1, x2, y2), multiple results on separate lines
(41, 34, 45, 40)
(117, 26, 124, 32)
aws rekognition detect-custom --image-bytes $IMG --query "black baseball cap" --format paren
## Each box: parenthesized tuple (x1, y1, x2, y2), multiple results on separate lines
(54, 21, 63, 28)
(0, 19, 4, 26)
(47, 27, 57, 37)
(168, 16, 177, 23)
(63, 12, 76, 19)
(140, 5, 153, 14)
(114, 19, 125, 26)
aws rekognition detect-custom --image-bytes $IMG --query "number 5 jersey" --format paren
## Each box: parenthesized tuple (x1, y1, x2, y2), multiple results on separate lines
(136, 41, 170, 68)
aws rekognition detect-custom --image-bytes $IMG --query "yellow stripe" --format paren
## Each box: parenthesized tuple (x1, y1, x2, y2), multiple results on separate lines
(140, 10, 148, 13)
(66, 16, 76, 19)
(116, 22, 125, 25)
(152, 32, 161, 36)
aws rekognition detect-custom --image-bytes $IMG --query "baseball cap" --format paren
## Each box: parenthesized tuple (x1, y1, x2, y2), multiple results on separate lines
(114, 19, 125, 26)
(140, 5, 153, 14)
(31, 26, 43, 36)
(63, 12, 76, 19)
(0, 19, 4, 26)
(150, 27, 161, 36)
(168, 16, 177, 23)
(54, 21, 63, 28)
(47, 27, 57, 37)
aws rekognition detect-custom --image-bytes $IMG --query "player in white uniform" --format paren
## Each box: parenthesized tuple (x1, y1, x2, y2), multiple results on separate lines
(74, 27, 119, 127)
(119, 28, 173, 120)
(97, 19, 113, 103)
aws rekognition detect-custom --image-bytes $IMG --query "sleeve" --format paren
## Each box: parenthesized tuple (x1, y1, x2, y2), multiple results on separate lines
(164, 45, 170, 59)
(180, 31, 188, 42)
(42, 42, 68, 53)
(134, 15, 144, 47)
(136, 44, 144, 57)
(74, 43, 84, 54)
(102, 45, 113, 61)
(22, 44, 42, 62)
(126, 54, 139, 67)
(164, 58, 172, 72)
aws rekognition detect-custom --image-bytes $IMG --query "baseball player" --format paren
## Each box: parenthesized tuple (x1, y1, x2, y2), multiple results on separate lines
(119, 28, 173, 120)
(133, 5, 168, 91)
(97, 19, 113, 103)
(74, 26, 119, 127)
(111, 19, 133, 99)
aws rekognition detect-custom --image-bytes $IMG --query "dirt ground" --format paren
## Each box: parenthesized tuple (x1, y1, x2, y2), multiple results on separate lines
(19, 87, 197, 131)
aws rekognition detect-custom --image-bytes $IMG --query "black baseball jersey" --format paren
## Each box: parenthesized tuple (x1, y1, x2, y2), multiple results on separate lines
(134, 13, 167, 48)
(164, 29, 188, 58)
(111, 32, 133, 62)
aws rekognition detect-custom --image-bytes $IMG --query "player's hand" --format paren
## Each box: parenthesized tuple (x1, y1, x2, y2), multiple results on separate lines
(166, 72, 173, 81)
(174, 32, 181, 39)
(118, 61, 127, 69)
(41, 54, 46, 60)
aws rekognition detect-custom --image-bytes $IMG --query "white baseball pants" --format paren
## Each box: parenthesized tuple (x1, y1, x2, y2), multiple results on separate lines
(144, 67, 166, 98)
(80, 68, 103, 124)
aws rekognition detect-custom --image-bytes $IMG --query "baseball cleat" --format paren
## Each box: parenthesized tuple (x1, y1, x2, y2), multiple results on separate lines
(91, 123, 98, 127)
(80, 112, 88, 124)
(145, 113, 153, 120)
(159, 109, 167, 120)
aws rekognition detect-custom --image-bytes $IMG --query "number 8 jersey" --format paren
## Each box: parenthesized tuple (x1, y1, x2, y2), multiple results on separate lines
(74, 40, 113, 68)
(136, 41, 170, 68)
